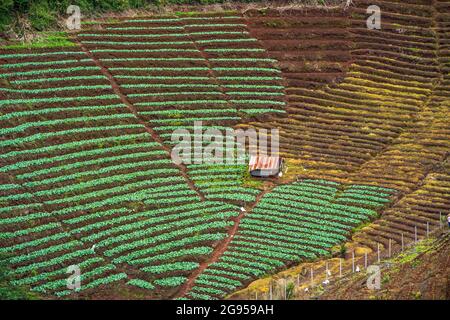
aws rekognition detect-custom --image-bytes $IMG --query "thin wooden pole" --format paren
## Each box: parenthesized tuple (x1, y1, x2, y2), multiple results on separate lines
(310, 268, 314, 286)
(339, 259, 342, 277)
(352, 251, 355, 272)
(377, 243, 380, 263)
(426, 222, 429, 237)
(269, 283, 273, 300)
(364, 252, 368, 268)
(389, 239, 392, 258)
(415, 226, 418, 243)
(401, 233, 404, 251)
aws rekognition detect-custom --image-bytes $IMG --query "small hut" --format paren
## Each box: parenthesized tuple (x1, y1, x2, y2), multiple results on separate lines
(249, 155, 284, 178)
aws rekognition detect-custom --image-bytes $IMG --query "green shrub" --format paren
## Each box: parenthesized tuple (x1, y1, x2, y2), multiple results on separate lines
(29, 0, 57, 31)
(0, 0, 14, 31)
(0, 255, 38, 300)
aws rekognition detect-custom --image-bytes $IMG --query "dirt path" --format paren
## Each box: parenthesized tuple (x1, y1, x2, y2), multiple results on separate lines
(175, 186, 274, 298)
(77, 41, 206, 201)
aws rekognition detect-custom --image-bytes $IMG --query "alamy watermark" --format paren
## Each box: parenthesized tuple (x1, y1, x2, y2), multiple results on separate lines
(171, 121, 280, 165)
(66, 5, 81, 30)
(66, 264, 81, 290)
(367, 5, 381, 30)
(366, 265, 381, 290)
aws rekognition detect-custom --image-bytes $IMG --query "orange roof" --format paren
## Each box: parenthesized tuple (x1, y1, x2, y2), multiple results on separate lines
(249, 155, 280, 171)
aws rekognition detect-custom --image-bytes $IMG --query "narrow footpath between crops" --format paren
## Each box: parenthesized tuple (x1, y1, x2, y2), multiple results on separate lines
(77, 41, 206, 201)
(175, 185, 275, 298)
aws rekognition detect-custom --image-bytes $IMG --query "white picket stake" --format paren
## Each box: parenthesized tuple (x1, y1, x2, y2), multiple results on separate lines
(364, 252, 368, 269)
(339, 258, 342, 277)
(310, 268, 314, 286)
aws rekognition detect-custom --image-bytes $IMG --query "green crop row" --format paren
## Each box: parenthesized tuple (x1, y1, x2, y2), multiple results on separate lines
(25, 159, 172, 188)
(129, 92, 222, 99)
(142, 262, 199, 274)
(49, 177, 185, 217)
(197, 274, 241, 288)
(122, 83, 218, 89)
(190, 285, 226, 296)
(0, 66, 101, 78)
(154, 276, 186, 287)
(227, 91, 284, 96)
(91, 49, 199, 53)
(113, 233, 227, 264)
(116, 75, 209, 81)
(0, 211, 50, 226)
(1, 113, 133, 136)
(0, 222, 59, 240)
(127, 279, 155, 290)
(0, 84, 111, 95)
(194, 279, 236, 291)
(0, 123, 143, 148)
(109, 67, 209, 72)
(0, 133, 152, 171)
(18, 150, 166, 180)
(55, 273, 128, 297)
(0, 94, 118, 107)
(10, 75, 107, 85)
(11, 257, 103, 287)
(196, 38, 257, 44)
(39, 168, 180, 202)
(1, 59, 92, 69)
(0, 103, 126, 121)
(81, 40, 191, 45)
(217, 76, 283, 81)
(213, 67, 280, 73)
(106, 26, 183, 30)
(0, 132, 147, 161)
(141, 108, 237, 116)
(32, 264, 117, 293)
(136, 99, 227, 107)
(0, 51, 85, 59)
(79, 33, 187, 38)
(130, 247, 213, 266)
(98, 217, 234, 256)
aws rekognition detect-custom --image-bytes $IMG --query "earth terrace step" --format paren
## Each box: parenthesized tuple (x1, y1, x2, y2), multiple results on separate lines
(355, 0, 434, 17)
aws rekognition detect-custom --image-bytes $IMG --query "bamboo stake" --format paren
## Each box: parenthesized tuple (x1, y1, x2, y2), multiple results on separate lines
(352, 251, 355, 272)
(388, 239, 392, 258)
(377, 243, 380, 263)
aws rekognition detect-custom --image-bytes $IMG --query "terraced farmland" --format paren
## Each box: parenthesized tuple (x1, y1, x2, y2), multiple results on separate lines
(1, 0, 449, 300)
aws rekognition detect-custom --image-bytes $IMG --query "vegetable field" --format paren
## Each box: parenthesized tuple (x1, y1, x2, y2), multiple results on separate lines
(1, 0, 449, 300)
